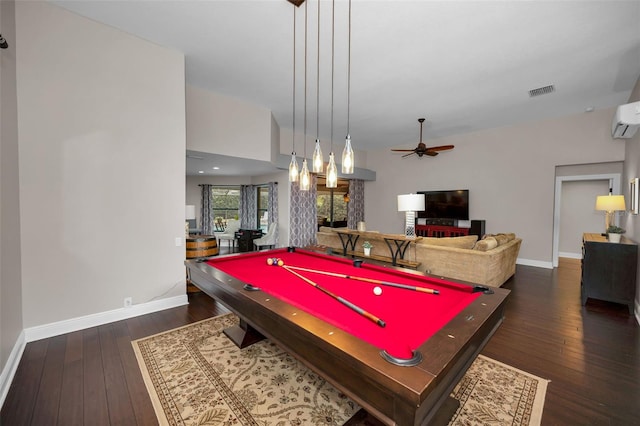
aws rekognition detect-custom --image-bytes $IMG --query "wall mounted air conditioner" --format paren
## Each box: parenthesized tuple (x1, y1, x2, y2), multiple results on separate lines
(612, 101, 640, 139)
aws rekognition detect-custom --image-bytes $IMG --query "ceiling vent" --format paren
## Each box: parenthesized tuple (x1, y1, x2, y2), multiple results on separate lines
(528, 85, 555, 97)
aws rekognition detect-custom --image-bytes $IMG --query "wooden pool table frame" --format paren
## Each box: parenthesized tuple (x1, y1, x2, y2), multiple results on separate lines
(186, 250, 510, 426)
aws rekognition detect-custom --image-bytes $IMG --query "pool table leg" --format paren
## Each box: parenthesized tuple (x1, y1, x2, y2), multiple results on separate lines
(223, 318, 265, 349)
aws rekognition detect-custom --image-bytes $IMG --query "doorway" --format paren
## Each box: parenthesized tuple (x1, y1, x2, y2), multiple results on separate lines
(553, 173, 622, 267)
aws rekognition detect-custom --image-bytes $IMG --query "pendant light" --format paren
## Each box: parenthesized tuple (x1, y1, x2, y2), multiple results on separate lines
(325, 0, 338, 189)
(341, 0, 355, 174)
(288, 5, 299, 182)
(299, 0, 311, 191)
(312, 0, 323, 173)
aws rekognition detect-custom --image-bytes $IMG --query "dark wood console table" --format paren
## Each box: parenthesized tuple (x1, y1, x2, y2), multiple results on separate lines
(334, 229, 422, 267)
(581, 233, 637, 314)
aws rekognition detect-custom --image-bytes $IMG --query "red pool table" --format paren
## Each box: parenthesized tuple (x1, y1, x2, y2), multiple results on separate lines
(186, 247, 510, 426)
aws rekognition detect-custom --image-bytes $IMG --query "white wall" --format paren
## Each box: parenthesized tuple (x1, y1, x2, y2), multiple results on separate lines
(186, 84, 273, 161)
(365, 107, 625, 265)
(1, 0, 23, 378)
(16, 2, 186, 328)
(621, 76, 640, 321)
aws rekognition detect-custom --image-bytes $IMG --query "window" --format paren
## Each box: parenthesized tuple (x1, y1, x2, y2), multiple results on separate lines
(211, 186, 240, 230)
(316, 178, 349, 228)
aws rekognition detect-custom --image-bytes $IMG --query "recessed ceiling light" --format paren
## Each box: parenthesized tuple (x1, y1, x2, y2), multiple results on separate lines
(213, 166, 220, 170)
(198, 170, 204, 174)
(585, 106, 594, 112)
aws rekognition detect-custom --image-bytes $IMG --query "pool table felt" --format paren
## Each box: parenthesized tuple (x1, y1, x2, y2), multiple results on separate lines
(206, 249, 480, 359)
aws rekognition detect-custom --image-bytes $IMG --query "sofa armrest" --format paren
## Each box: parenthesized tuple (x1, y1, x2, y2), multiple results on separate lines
(415, 238, 521, 287)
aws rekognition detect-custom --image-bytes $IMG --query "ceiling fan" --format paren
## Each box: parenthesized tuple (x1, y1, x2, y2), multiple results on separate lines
(391, 118, 454, 158)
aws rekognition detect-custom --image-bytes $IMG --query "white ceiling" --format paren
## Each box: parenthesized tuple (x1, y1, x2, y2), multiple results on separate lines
(52, 0, 640, 176)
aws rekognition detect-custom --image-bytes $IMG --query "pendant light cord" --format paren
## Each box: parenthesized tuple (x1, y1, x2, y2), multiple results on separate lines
(330, 0, 335, 152)
(316, 0, 320, 139)
(347, 0, 351, 135)
(292, 7, 296, 154)
(303, 0, 308, 159)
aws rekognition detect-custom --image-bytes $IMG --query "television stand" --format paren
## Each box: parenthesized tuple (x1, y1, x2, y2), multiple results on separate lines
(416, 220, 485, 239)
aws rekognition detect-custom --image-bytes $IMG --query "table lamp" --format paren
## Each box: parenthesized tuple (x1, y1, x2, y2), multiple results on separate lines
(595, 192, 625, 232)
(397, 194, 425, 238)
(185, 205, 196, 237)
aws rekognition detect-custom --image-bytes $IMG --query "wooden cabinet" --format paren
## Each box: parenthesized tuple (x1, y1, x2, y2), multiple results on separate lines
(581, 233, 637, 314)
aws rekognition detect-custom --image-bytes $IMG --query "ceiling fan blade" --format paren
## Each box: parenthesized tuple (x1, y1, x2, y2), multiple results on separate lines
(425, 145, 455, 152)
(391, 149, 417, 152)
(402, 152, 416, 158)
(424, 151, 439, 156)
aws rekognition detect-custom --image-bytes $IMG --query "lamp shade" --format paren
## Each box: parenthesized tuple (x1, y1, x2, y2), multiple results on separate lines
(595, 195, 626, 212)
(185, 205, 196, 220)
(397, 194, 425, 212)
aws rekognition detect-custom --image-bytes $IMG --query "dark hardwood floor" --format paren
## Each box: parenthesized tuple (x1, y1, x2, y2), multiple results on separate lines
(2, 257, 639, 425)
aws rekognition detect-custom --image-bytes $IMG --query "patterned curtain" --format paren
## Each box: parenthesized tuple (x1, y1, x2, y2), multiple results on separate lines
(201, 184, 214, 235)
(347, 179, 365, 230)
(240, 185, 257, 229)
(289, 175, 318, 247)
(267, 182, 279, 246)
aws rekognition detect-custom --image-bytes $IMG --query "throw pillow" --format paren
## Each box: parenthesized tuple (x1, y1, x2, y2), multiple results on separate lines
(474, 236, 498, 251)
(494, 234, 509, 246)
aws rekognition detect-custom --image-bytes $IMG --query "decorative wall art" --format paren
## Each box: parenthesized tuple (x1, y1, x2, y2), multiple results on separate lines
(630, 178, 639, 215)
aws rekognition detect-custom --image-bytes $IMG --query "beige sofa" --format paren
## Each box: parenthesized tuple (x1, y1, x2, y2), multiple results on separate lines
(315, 227, 521, 287)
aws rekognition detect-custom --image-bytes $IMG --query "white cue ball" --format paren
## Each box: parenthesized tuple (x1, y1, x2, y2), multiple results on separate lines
(373, 286, 382, 296)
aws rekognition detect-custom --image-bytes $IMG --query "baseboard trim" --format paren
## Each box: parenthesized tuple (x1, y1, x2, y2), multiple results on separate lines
(24, 294, 188, 343)
(517, 258, 553, 269)
(0, 330, 26, 409)
(558, 251, 582, 260)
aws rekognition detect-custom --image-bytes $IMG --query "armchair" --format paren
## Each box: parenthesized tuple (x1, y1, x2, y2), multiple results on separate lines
(254, 222, 278, 250)
(215, 219, 241, 251)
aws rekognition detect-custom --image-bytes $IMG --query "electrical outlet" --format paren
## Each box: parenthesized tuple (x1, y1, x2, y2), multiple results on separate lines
(175, 237, 182, 247)
(124, 297, 132, 308)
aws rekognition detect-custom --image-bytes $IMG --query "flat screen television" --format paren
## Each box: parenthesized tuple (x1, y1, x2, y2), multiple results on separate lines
(417, 189, 469, 220)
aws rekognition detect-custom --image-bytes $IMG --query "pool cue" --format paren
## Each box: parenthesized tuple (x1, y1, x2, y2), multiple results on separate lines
(285, 265, 439, 295)
(282, 265, 386, 328)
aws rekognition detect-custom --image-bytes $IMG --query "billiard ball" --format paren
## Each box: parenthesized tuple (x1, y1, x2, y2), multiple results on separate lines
(277, 259, 284, 266)
(267, 258, 274, 265)
(373, 286, 382, 296)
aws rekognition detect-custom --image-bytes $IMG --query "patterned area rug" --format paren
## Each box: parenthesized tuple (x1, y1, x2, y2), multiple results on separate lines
(132, 314, 548, 426)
